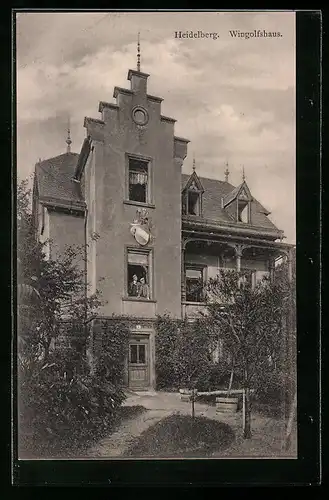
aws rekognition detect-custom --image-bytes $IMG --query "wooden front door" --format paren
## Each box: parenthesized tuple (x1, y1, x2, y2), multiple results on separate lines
(128, 337, 150, 389)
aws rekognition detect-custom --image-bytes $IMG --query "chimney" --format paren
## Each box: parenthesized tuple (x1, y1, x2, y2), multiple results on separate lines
(127, 33, 149, 95)
(127, 69, 149, 95)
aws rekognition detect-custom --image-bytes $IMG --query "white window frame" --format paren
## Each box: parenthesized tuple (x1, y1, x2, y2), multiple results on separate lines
(126, 154, 153, 206)
(125, 247, 153, 300)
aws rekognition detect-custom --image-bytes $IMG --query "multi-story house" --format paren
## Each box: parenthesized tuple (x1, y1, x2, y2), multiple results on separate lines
(32, 63, 294, 391)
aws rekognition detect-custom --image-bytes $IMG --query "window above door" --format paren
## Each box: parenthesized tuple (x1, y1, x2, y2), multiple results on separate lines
(129, 343, 146, 364)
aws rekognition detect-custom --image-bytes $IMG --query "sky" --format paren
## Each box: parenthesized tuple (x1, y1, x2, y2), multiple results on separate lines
(16, 11, 296, 243)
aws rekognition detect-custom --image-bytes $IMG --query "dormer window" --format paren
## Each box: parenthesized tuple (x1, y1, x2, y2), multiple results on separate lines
(182, 174, 204, 217)
(187, 190, 200, 215)
(237, 200, 250, 223)
(223, 181, 252, 224)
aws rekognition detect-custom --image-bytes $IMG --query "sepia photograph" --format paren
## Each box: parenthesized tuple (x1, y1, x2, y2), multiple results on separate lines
(16, 10, 297, 462)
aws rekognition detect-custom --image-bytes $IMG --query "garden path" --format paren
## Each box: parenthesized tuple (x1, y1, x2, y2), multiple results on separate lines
(87, 391, 241, 458)
(86, 391, 296, 458)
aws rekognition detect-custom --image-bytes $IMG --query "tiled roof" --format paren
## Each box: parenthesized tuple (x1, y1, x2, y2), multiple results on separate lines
(181, 174, 280, 233)
(222, 183, 242, 207)
(34, 153, 281, 234)
(35, 153, 85, 207)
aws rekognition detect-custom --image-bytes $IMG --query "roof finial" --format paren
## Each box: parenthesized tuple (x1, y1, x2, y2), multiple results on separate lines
(224, 161, 230, 183)
(137, 32, 141, 72)
(242, 165, 245, 182)
(66, 116, 72, 153)
(192, 153, 196, 172)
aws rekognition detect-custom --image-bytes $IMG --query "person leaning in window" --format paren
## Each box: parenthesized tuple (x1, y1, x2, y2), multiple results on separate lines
(129, 274, 139, 297)
(138, 277, 150, 299)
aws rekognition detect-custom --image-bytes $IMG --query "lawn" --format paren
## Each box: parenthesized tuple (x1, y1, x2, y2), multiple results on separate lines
(124, 414, 235, 458)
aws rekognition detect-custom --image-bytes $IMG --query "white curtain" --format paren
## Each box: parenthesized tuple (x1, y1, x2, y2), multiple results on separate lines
(129, 172, 148, 185)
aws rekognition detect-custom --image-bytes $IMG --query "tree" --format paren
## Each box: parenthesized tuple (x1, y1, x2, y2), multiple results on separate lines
(17, 178, 128, 457)
(172, 319, 220, 419)
(205, 269, 291, 439)
(274, 251, 297, 450)
(17, 178, 102, 365)
(275, 252, 296, 405)
(173, 319, 216, 390)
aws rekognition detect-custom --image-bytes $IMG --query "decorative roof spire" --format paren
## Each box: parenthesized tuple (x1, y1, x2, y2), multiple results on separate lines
(66, 116, 72, 153)
(137, 32, 141, 72)
(224, 161, 230, 183)
(192, 153, 196, 172)
(242, 165, 245, 182)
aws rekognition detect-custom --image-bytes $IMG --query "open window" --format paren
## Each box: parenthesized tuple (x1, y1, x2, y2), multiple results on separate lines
(236, 186, 251, 223)
(128, 158, 149, 204)
(127, 249, 152, 299)
(187, 190, 200, 216)
(185, 265, 205, 302)
(223, 182, 252, 224)
(237, 200, 250, 223)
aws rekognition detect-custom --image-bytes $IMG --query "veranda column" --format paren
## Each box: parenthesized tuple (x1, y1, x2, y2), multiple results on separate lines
(269, 255, 276, 283)
(234, 244, 243, 272)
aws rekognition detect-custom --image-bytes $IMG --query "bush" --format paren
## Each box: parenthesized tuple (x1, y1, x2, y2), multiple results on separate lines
(124, 414, 235, 457)
(17, 180, 130, 458)
(19, 348, 126, 458)
(155, 314, 180, 389)
(155, 315, 235, 391)
(253, 367, 295, 418)
(202, 362, 242, 392)
(173, 320, 214, 389)
(93, 318, 130, 385)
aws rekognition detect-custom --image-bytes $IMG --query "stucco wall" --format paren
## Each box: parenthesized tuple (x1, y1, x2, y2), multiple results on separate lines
(48, 210, 85, 268)
(39, 205, 50, 259)
(85, 73, 186, 319)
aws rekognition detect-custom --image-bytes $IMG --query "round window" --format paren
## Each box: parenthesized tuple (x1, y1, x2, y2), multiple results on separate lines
(132, 107, 148, 126)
